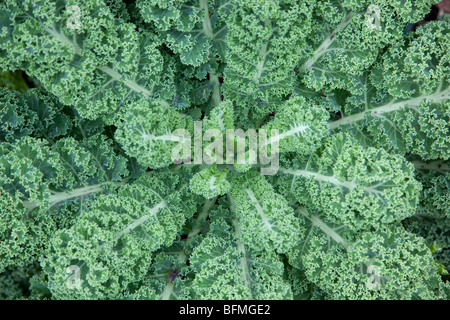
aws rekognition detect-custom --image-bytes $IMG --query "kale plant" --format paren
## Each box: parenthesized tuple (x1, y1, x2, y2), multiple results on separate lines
(0, 0, 449, 300)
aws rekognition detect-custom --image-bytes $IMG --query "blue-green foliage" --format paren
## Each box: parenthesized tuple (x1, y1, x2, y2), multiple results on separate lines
(0, 0, 449, 300)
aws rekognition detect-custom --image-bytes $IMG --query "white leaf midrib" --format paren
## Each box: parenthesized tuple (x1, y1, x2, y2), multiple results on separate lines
(114, 201, 167, 241)
(330, 87, 450, 129)
(35, 20, 164, 103)
(280, 168, 385, 196)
